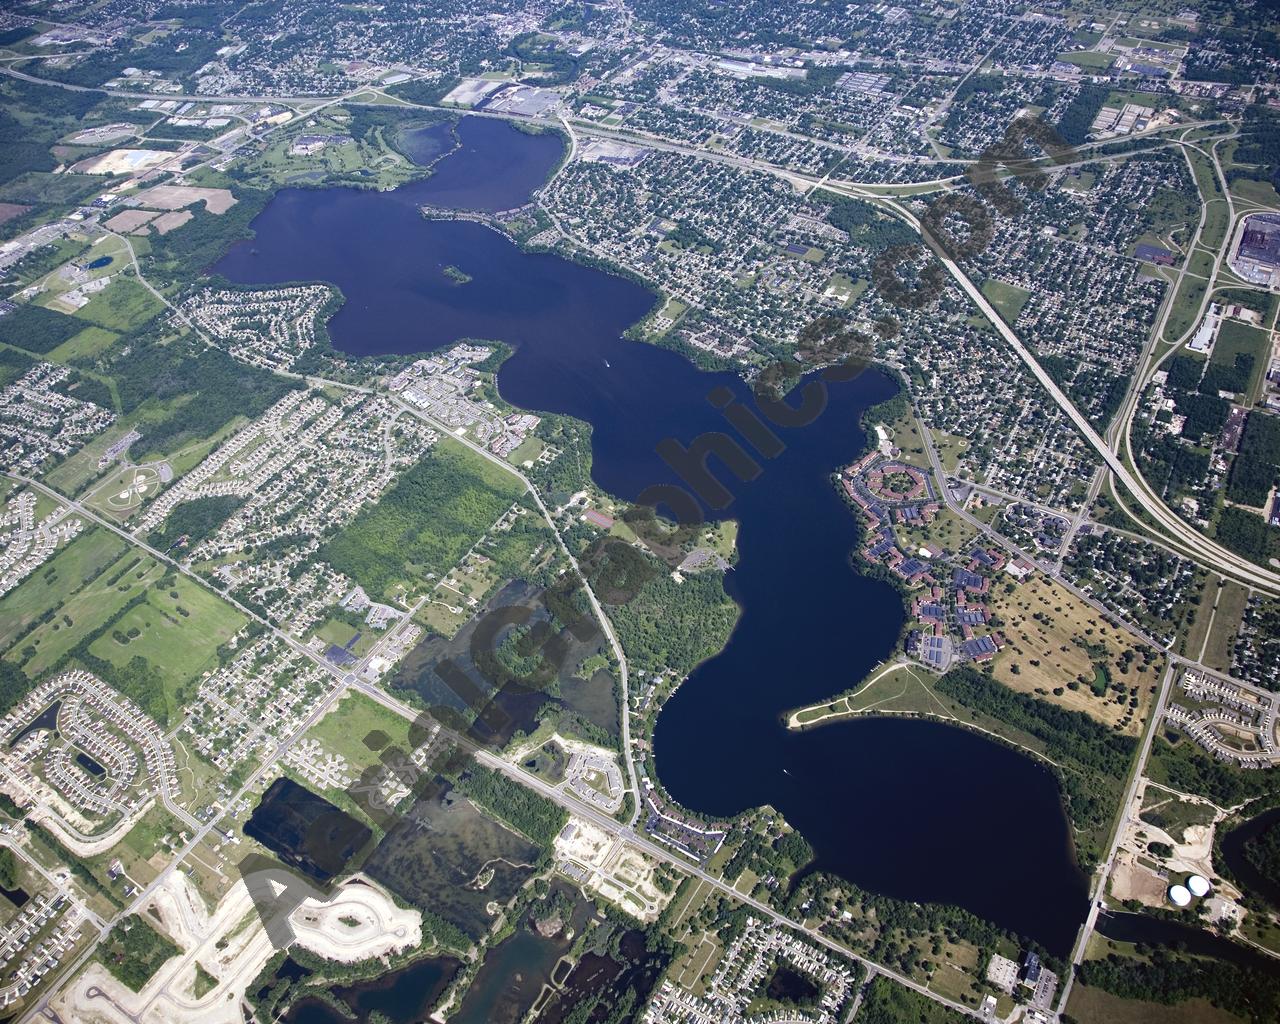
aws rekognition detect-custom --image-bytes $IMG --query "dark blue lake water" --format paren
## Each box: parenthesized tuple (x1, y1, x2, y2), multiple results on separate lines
(213, 116, 1087, 953)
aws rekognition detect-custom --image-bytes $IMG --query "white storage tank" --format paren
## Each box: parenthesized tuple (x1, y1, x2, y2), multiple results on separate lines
(1187, 874, 1211, 898)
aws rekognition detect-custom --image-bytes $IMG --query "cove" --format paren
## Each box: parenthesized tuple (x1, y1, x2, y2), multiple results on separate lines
(213, 116, 1088, 953)
(1220, 805, 1280, 909)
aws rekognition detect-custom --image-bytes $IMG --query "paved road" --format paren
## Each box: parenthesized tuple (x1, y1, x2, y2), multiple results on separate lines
(2, 55, 1251, 1020)
(346, 679, 984, 1020)
(1055, 661, 1177, 1015)
(856, 192, 1280, 596)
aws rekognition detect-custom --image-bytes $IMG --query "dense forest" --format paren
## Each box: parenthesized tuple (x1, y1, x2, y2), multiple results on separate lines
(822, 193, 917, 253)
(1148, 734, 1279, 808)
(456, 762, 567, 846)
(1226, 411, 1280, 507)
(102, 333, 297, 457)
(1076, 949, 1280, 1023)
(1230, 104, 1280, 189)
(1216, 506, 1277, 564)
(0, 303, 82, 354)
(320, 443, 524, 601)
(0, 346, 36, 387)
(1243, 819, 1280, 892)
(98, 915, 180, 992)
(856, 973, 968, 1024)
(0, 661, 31, 719)
(1056, 84, 1110, 146)
(150, 495, 244, 552)
(607, 564, 739, 677)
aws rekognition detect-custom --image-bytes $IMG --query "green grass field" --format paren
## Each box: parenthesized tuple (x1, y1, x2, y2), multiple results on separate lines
(40, 423, 147, 498)
(0, 529, 128, 651)
(1163, 275, 1208, 343)
(1056, 50, 1116, 69)
(1187, 247, 1216, 280)
(506, 435, 544, 466)
(1201, 579, 1248, 672)
(87, 576, 244, 718)
(47, 324, 120, 364)
(791, 662, 954, 726)
(1067, 983, 1245, 1024)
(1199, 199, 1230, 253)
(74, 276, 165, 332)
(10, 551, 163, 676)
(1230, 177, 1280, 207)
(822, 272, 868, 307)
(980, 278, 1032, 325)
(307, 690, 416, 773)
(1211, 320, 1270, 404)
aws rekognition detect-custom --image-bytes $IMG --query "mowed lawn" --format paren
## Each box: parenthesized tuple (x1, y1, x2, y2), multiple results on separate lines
(0, 528, 127, 650)
(980, 278, 1032, 325)
(88, 575, 245, 715)
(12, 551, 164, 677)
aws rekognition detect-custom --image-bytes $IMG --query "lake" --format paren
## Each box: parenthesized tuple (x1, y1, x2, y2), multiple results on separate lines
(214, 115, 1087, 952)
(282, 954, 461, 1024)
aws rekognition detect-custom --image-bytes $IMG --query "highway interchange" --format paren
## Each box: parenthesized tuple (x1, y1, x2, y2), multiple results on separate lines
(1, 53, 1278, 1024)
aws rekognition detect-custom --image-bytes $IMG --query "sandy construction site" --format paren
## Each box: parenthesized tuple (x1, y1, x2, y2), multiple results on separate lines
(554, 816, 670, 923)
(52, 870, 422, 1024)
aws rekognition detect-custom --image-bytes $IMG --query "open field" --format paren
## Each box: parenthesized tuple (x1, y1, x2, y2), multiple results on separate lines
(10, 551, 164, 677)
(669, 931, 723, 997)
(1201, 579, 1248, 672)
(1198, 198, 1230, 253)
(1230, 177, 1280, 207)
(932, 430, 971, 473)
(1138, 786, 1217, 842)
(822, 272, 868, 307)
(1163, 274, 1210, 343)
(1211, 320, 1270, 405)
(47, 325, 120, 364)
(880, 407, 930, 469)
(1055, 50, 1116, 69)
(990, 575, 1160, 734)
(1187, 247, 1216, 280)
(896, 507, 978, 556)
(1067, 984, 1246, 1024)
(87, 575, 244, 718)
(73, 276, 165, 332)
(0, 528, 127, 651)
(306, 690, 417, 774)
(980, 278, 1032, 325)
(789, 662, 959, 727)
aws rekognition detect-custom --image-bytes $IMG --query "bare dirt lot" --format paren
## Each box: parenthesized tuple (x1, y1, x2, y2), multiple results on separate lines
(72, 149, 171, 175)
(153, 210, 195, 235)
(104, 209, 160, 232)
(135, 184, 237, 214)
